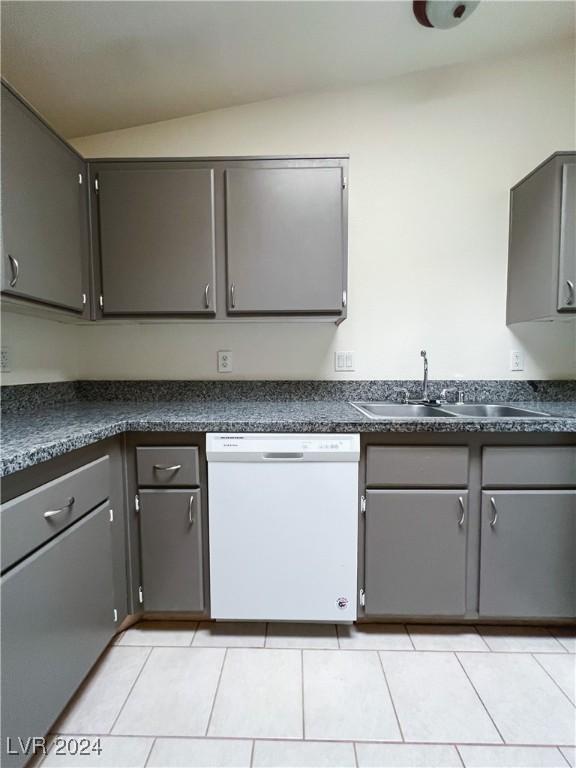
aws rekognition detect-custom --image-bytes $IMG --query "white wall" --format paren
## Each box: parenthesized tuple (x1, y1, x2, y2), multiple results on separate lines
(4, 43, 575, 383)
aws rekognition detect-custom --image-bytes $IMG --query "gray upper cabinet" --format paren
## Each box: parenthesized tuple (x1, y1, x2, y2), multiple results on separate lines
(139, 489, 204, 612)
(364, 490, 468, 617)
(479, 491, 576, 619)
(507, 151, 576, 323)
(1, 84, 87, 313)
(95, 165, 216, 314)
(225, 166, 346, 314)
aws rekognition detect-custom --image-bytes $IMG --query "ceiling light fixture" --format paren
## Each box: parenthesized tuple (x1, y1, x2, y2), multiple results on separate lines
(413, 0, 480, 29)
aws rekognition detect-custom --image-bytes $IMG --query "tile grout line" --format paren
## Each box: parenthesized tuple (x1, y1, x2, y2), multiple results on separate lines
(376, 651, 405, 742)
(454, 743, 466, 767)
(454, 653, 506, 744)
(557, 746, 573, 767)
(531, 653, 576, 708)
(204, 647, 228, 737)
(143, 736, 156, 767)
(301, 649, 306, 740)
(404, 624, 417, 651)
(250, 738, 256, 768)
(472, 625, 492, 652)
(108, 647, 153, 735)
(189, 621, 199, 647)
(352, 741, 359, 768)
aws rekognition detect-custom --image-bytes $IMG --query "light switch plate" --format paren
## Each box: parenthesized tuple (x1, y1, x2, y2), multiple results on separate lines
(217, 350, 233, 373)
(334, 350, 355, 372)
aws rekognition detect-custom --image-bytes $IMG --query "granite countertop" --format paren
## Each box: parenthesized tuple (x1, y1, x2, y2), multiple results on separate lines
(2, 399, 575, 477)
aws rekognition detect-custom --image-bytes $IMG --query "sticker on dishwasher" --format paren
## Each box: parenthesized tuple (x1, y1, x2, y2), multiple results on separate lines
(336, 597, 349, 610)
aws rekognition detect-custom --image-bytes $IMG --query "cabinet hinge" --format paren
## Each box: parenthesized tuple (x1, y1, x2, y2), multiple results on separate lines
(109, 508, 114, 523)
(135, 494, 140, 512)
(94, 177, 99, 192)
(99, 295, 104, 310)
(342, 290, 347, 308)
(82, 292, 87, 306)
(359, 588, 366, 607)
(360, 495, 366, 514)
(113, 608, 118, 623)
(78, 172, 83, 185)
(138, 586, 144, 605)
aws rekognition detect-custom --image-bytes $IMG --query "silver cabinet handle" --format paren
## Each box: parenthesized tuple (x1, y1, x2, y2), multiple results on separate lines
(153, 464, 182, 472)
(44, 496, 75, 519)
(566, 280, 575, 306)
(230, 283, 236, 309)
(458, 496, 465, 527)
(7, 254, 19, 287)
(188, 494, 195, 525)
(204, 283, 211, 309)
(489, 496, 498, 528)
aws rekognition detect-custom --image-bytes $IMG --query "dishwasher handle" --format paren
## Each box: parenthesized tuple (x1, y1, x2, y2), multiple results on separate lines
(262, 452, 304, 460)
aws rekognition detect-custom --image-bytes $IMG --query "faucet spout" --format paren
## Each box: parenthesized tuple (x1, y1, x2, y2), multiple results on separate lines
(420, 350, 429, 401)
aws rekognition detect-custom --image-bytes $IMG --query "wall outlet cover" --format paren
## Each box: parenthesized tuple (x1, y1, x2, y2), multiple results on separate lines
(217, 349, 233, 373)
(509, 349, 524, 372)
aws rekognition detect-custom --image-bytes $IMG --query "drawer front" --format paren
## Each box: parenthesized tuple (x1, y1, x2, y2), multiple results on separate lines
(1, 503, 115, 768)
(1, 456, 110, 572)
(482, 447, 576, 488)
(136, 447, 200, 487)
(366, 446, 468, 488)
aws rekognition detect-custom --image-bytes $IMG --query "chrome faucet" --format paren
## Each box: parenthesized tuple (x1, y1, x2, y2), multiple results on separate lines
(420, 350, 429, 402)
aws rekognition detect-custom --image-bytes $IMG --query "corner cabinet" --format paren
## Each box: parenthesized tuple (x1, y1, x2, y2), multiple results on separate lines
(507, 151, 576, 323)
(1, 83, 89, 315)
(90, 157, 348, 322)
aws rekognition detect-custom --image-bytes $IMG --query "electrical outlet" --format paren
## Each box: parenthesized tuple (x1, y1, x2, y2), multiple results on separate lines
(334, 350, 355, 372)
(217, 350, 233, 373)
(0, 347, 10, 373)
(509, 350, 524, 371)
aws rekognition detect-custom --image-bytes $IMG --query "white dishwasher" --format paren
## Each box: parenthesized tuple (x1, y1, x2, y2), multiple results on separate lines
(207, 433, 360, 622)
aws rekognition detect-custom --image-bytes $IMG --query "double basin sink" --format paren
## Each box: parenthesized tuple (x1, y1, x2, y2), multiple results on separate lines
(350, 402, 550, 419)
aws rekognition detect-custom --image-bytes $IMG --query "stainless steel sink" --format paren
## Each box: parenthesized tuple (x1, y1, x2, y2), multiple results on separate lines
(440, 404, 549, 417)
(350, 402, 454, 418)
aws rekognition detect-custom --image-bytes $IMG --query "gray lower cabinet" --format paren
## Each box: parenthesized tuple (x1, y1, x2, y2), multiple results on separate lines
(479, 491, 576, 619)
(1, 503, 115, 768)
(95, 165, 216, 314)
(364, 490, 468, 617)
(225, 166, 346, 314)
(1, 83, 87, 313)
(139, 489, 204, 611)
(507, 151, 576, 323)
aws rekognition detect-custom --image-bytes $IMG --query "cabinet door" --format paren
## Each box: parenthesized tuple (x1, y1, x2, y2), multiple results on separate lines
(1, 503, 115, 768)
(557, 163, 576, 311)
(479, 491, 576, 619)
(97, 167, 216, 314)
(364, 490, 468, 617)
(225, 167, 345, 313)
(1, 86, 86, 311)
(139, 489, 204, 611)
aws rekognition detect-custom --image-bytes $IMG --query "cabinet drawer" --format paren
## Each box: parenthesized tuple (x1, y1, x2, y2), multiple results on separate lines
(1, 456, 110, 572)
(482, 447, 576, 488)
(136, 447, 200, 487)
(366, 447, 468, 488)
(1, 503, 115, 768)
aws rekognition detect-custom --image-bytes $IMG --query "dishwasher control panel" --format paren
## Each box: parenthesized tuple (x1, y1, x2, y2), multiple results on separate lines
(206, 433, 360, 462)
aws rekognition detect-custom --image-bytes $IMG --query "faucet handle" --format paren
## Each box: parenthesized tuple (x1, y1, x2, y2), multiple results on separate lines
(393, 387, 409, 404)
(441, 387, 464, 404)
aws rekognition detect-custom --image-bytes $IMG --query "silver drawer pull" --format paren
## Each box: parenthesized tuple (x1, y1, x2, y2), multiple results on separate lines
(489, 496, 498, 528)
(263, 452, 304, 460)
(8, 254, 19, 287)
(204, 283, 211, 309)
(188, 494, 195, 525)
(230, 283, 236, 309)
(566, 279, 575, 306)
(44, 496, 75, 519)
(457, 496, 465, 527)
(153, 464, 182, 472)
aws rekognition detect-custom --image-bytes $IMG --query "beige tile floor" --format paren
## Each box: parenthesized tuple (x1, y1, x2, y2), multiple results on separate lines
(35, 623, 575, 768)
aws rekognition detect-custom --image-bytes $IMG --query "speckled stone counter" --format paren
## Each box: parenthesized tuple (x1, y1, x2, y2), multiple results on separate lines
(2, 398, 575, 477)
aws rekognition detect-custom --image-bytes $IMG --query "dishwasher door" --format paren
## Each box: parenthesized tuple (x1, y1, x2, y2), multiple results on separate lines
(207, 434, 359, 622)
